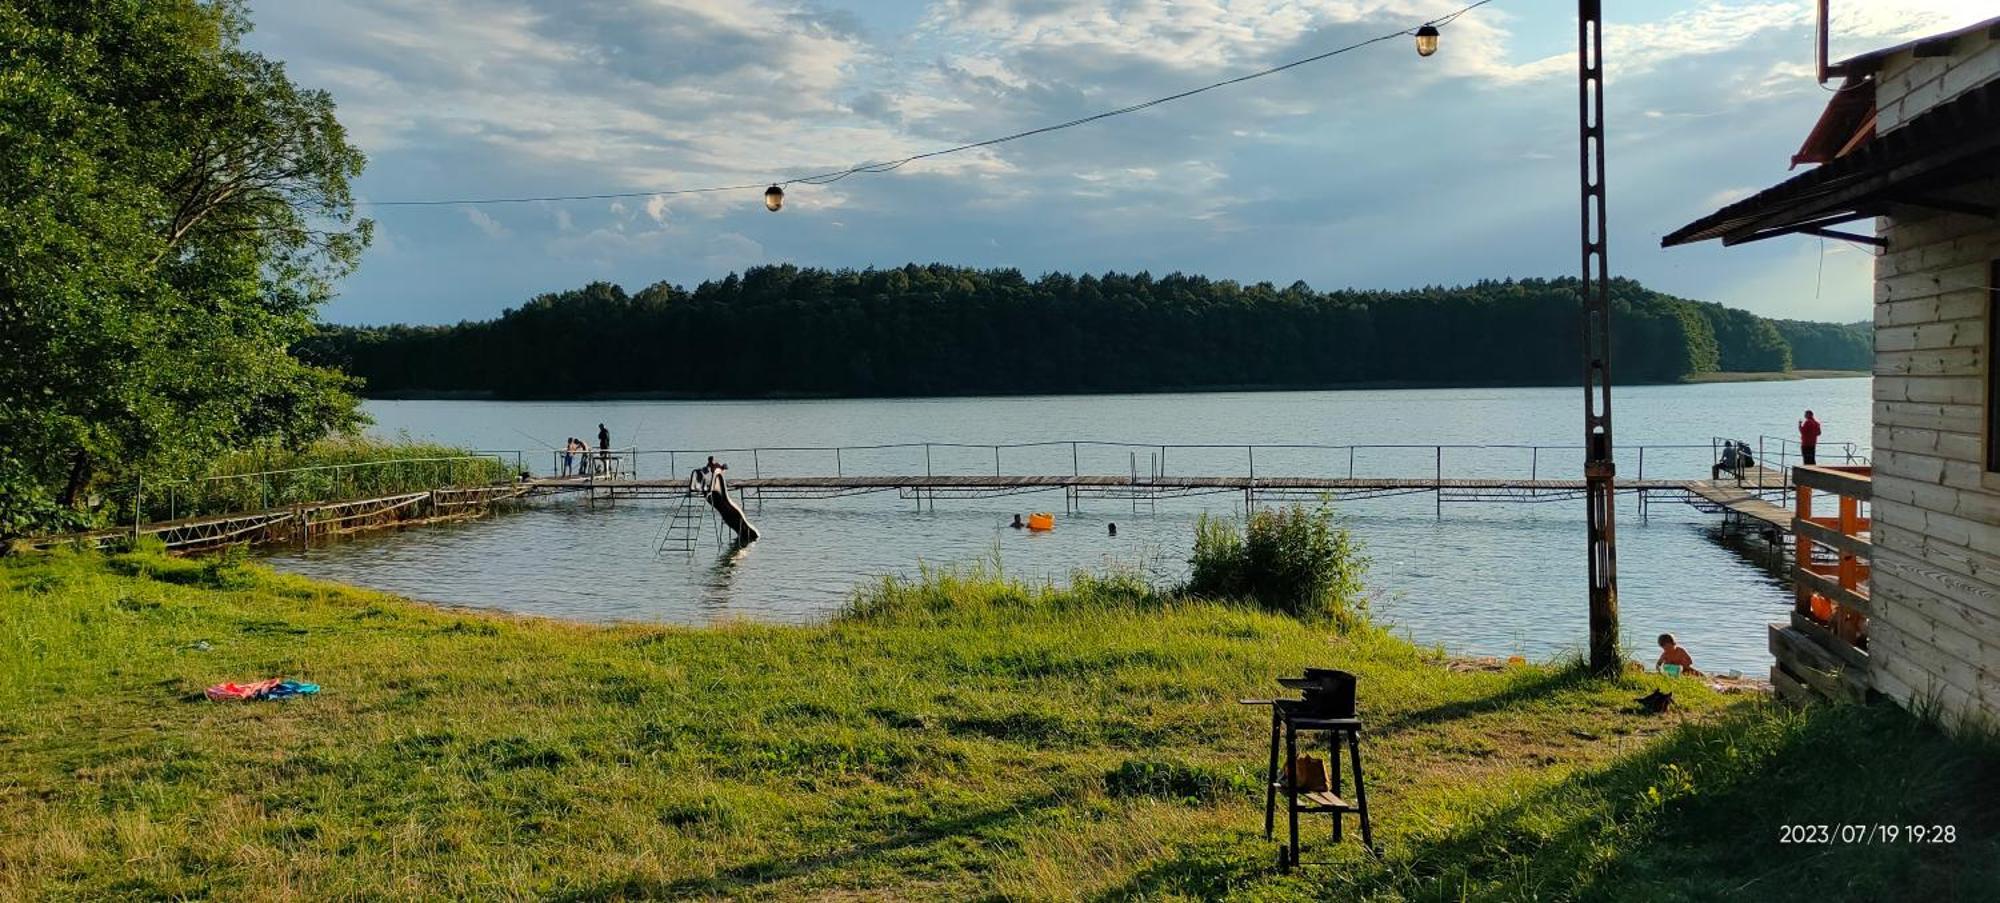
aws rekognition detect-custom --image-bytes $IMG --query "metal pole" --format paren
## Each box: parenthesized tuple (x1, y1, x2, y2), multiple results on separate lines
(1248, 446, 1255, 483)
(1532, 447, 1539, 482)
(1071, 442, 1078, 477)
(1578, 0, 1621, 676)
(836, 447, 842, 477)
(1348, 447, 1356, 479)
(752, 449, 760, 479)
(1435, 446, 1442, 519)
(927, 443, 934, 477)
(994, 446, 1001, 476)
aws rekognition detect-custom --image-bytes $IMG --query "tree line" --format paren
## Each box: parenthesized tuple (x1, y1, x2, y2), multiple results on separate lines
(304, 266, 1870, 399)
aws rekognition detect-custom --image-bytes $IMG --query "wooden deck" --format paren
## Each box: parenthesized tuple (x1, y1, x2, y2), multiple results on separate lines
(1683, 466, 1795, 532)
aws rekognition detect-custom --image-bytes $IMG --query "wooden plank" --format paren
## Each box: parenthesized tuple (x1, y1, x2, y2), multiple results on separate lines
(1769, 664, 1820, 704)
(1869, 619, 1999, 711)
(1795, 566, 1874, 619)
(1769, 624, 1871, 703)
(1790, 610, 1871, 671)
(1791, 466, 1873, 500)
(1796, 518, 1874, 556)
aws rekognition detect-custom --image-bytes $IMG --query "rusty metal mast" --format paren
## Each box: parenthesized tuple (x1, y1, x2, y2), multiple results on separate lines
(1577, 0, 1620, 674)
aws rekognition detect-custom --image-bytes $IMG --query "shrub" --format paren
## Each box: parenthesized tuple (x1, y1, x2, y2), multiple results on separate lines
(1188, 504, 1368, 627)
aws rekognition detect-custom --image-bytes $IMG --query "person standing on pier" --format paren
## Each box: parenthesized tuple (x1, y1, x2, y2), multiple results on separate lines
(596, 424, 611, 475)
(1798, 410, 1821, 466)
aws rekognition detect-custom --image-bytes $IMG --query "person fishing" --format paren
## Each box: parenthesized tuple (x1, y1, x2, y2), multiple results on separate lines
(1798, 410, 1821, 466)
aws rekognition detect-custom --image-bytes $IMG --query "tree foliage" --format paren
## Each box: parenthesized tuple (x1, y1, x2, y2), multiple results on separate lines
(1772, 319, 1872, 370)
(307, 266, 1862, 399)
(0, 0, 368, 536)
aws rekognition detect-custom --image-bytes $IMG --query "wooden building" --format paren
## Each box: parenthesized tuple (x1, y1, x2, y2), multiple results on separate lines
(1664, 16, 2000, 729)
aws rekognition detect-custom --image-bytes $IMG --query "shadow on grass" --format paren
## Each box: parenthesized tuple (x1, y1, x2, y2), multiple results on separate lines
(1367, 659, 1597, 737)
(547, 790, 1070, 900)
(1097, 702, 2000, 901)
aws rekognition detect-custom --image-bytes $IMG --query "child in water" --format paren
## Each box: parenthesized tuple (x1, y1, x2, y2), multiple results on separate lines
(1655, 633, 1702, 676)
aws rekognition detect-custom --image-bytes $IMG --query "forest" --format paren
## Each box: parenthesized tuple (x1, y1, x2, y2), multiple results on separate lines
(303, 266, 1871, 399)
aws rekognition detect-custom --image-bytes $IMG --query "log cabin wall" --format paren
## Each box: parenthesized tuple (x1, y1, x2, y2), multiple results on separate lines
(1866, 37, 2000, 729)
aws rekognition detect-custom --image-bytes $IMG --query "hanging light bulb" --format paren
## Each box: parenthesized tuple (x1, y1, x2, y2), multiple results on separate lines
(763, 184, 784, 212)
(1415, 24, 1440, 57)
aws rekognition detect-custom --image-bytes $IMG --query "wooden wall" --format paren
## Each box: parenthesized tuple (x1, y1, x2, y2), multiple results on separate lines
(1867, 41, 2000, 725)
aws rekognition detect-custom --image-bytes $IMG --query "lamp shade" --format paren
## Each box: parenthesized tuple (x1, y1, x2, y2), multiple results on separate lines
(1415, 25, 1440, 57)
(763, 184, 784, 212)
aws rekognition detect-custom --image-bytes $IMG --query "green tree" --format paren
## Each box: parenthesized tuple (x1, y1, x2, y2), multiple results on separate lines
(0, 0, 368, 536)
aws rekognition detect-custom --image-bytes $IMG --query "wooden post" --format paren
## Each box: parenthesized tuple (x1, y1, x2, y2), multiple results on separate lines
(1435, 446, 1443, 519)
(1794, 483, 1815, 615)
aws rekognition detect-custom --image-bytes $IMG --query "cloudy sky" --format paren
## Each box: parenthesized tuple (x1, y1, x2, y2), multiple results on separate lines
(243, 0, 1993, 326)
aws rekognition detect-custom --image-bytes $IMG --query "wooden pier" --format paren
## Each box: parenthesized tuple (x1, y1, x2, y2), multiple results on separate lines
(19, 438, 1849, 555)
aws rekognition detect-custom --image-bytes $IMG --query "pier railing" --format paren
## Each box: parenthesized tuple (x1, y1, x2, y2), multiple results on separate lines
(140, 453, 519, 525)
(584, 440, 1865, 486)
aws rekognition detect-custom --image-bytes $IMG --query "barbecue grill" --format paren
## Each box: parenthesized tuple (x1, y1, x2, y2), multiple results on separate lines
(1242, 668, 1374, 870)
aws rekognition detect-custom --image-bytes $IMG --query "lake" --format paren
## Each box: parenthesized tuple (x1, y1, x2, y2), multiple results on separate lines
(261, 378, 1872, 672)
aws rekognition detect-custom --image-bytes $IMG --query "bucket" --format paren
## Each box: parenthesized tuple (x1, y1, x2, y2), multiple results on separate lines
(1026, 512, 1055, 531)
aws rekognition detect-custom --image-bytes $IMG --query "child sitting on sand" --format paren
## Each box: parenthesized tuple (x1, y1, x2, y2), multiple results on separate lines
(1655, 633, 1703, 676)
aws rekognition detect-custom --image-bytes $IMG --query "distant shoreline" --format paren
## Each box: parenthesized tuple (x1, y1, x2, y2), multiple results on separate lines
(1681, 369, 1869, 384)
(355, 370, 1870, 402)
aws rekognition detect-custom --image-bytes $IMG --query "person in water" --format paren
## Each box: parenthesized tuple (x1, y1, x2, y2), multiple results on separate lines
(1010, 514, 1025, 529)
(1108, 522, 1118, 537)
(1655, 633, 1702, 676)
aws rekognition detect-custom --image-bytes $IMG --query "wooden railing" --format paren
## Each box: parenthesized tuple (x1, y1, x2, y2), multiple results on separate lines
(1772, 465, 1875, 703)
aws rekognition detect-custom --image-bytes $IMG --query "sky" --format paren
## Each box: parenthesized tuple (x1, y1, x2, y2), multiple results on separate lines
(240, 0, 1996, 326)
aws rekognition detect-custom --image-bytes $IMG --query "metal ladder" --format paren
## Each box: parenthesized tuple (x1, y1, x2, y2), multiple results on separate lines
(657, 490, 710, 554)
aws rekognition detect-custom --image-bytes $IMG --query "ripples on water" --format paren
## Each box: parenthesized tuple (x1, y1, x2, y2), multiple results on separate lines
(262, 380, 1867, 673)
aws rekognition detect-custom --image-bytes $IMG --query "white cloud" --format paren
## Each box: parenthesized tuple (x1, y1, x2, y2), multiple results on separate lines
(464, 207, 510, 238)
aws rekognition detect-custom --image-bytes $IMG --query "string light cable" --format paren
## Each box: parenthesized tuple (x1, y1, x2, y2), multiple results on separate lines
(364, 0, 1497, 208)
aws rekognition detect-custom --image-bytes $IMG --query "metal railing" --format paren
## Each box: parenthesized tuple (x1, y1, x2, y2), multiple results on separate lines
(519, 439, 1845, 487)
(140, 453, 517, 526)
(1705, 436, 1868, 509)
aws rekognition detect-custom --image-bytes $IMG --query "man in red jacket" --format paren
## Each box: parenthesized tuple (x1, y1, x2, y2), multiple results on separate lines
(1799, 410, 1821, 466)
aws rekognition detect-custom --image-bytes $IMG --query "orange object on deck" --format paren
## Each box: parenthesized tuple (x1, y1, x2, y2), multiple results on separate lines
(1026, 512, 1055, 531)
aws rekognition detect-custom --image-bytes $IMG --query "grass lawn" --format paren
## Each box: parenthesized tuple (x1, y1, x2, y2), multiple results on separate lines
(1, 548, 1994, 900)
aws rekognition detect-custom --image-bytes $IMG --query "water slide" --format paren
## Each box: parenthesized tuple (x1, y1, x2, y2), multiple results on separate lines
(704, 474, 759, 543)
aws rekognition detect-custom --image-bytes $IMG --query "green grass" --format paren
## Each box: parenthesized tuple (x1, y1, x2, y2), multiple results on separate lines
(1, 551, 1994, 900)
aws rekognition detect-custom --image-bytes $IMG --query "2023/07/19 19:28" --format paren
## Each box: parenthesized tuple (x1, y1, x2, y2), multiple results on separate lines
(1780, 824, 1957, 844)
